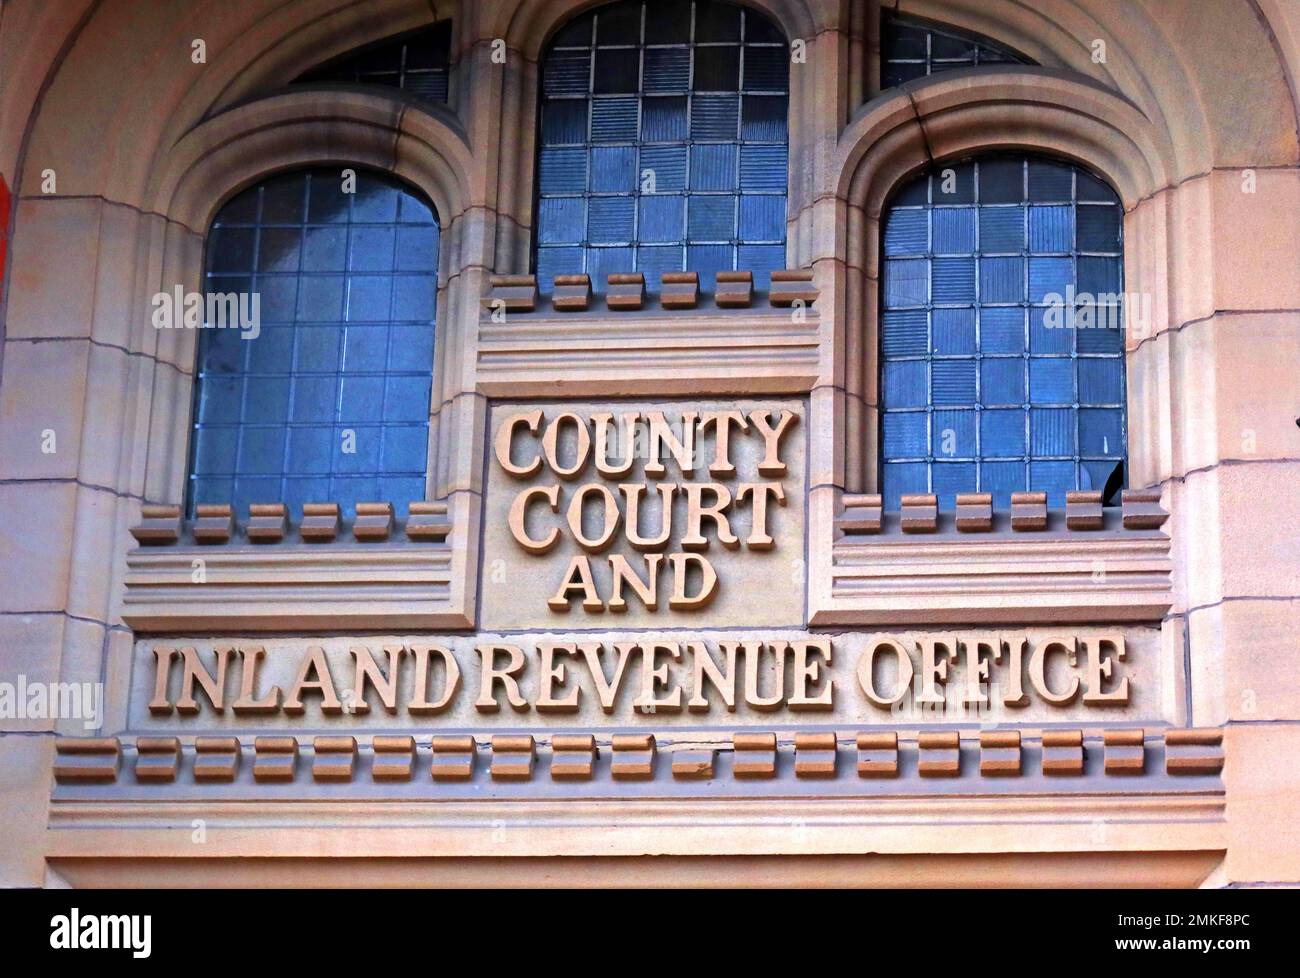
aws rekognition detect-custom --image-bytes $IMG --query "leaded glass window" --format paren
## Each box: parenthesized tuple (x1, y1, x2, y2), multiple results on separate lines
(296, 23, 452, 102)
(879, 155, 1126, 510)
(881, 13, 1030, 88)
(536, 0, 789, 292)
(190, 168, 439, 519)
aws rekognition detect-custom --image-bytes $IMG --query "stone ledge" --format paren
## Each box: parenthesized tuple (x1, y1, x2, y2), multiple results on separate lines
(123, 498, 469, 630)
(820, 490, 1174, 626)
(836, 490, 1169, 538)
(131, 500, 452, 548)
(481, 269, 818, 318)
(51, 728, 1224, 793)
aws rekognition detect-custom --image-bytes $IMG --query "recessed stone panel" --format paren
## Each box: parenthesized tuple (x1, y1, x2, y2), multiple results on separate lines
(480, 398, 807, 631)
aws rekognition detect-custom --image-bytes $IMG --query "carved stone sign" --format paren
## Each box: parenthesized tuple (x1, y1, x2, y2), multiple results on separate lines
(479, 398, 807, 630)
(131, 627, 1159, 730)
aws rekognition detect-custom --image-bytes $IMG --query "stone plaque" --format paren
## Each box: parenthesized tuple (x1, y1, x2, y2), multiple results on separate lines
(479, 398, 807, 630)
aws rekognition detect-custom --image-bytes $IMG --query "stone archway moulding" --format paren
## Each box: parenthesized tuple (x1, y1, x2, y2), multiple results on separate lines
(147, 88, 473, 236)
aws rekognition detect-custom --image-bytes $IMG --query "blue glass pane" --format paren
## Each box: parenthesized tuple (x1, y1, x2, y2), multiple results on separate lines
(1076, 170, 1118, 203)
(539, 147, 588, 193)
(932, 410, 976, 457)
(1030, 407, 1074, 454)
(636, 245, 685, 287)
(978, 206, 1024, 251)
(640, 146, 687, 191)
(696, 3, 740, 41)
(979, 256, 1023, 302)
(644, 1, 689, 41)
(1081, 458, 1123, 493)
(538, 197, 585, 243)
(883, 209, 927, 255)
(1028, 257, 1072, 302)
(1079, 408, 1124, 455)
(1077, 204, 1120, 251)
(1027, 160, 1073, 201)
(687, 245, 732, 285)
(980, 409, 1025, 457)
(383, 426, 428, 471)
(742, 95, 787, 140)
(933, 162, 975, 204)
(593, 50, 639, 93)
(932, 258, 975, 303)
(1029, 358, 1073, 402)
(1029, 305, 1073, 354)
(1078, 358, 1123, 404)
(931, 359, 976, 405)
(591, 98, 639, 141)
(691, 95, 740, 138)
(932, 463, 977, 509)
(588, 196, 636, 242)
(980, 357, 1025, 405)
(645, 50, 690, 93)
(740, 145, 786, 190)
(1028, 205, 1073, 252)
(536, 246, 584, 291)
(738, 195, 785, 241)
(932, 308, 975, 354)
(932, 208, 975, 253)
(884, 259, 928, 308)
(194, 428, 238, 474)
(687, 195, 736, 240)
(589, 146, 637, 191)
(1078, 256, 1121, 296)
(588, 246, 636, 285)
(1077, 319, 1123, 353)
(641, 97, 687, 141)
(979, 307, 1024, 354)
(694, 47, 740, 91)
(882, 361, 927, 408)
(542, 100, 588, 144)
(691, 144, 738, 190)
(978, 159, 1023, 204)
(639, 196, 684, 243)
(744, 47, 788, 90)
(883, 412, 928, 456)
(882, 310, 928, 356)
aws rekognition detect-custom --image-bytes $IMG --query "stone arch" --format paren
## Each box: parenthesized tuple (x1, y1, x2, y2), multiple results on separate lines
(147, 89, 472, 235)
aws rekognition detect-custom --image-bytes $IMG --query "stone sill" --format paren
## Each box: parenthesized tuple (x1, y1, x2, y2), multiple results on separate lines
(810, 490, 1173, 626)
(123, 497, 475, 631)
(476, 304, 822, 397)
(51, 727, 1223, 795)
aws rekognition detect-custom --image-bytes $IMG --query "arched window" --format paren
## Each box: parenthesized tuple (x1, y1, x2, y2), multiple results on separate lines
(879, 154, 1126, 510)
(881, 13, 1031, 88)
(189, 168, 440, 518)
(536, 0, 789, 292)
(296, 23, 452, 102)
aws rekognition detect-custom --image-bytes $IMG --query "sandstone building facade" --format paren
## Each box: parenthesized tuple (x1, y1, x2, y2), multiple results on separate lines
(0, 0, 1297, 887)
